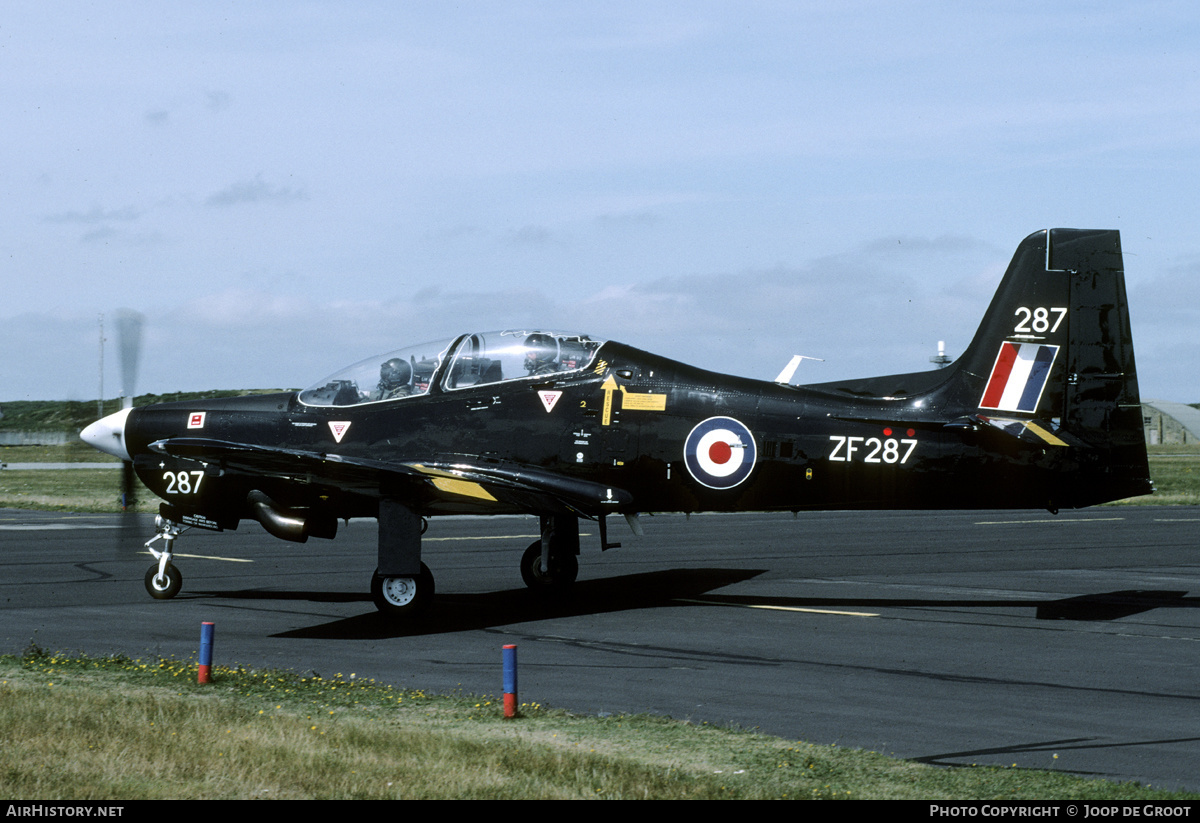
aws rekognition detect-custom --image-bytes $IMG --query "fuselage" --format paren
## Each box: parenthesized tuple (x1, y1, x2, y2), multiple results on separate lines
(76, 230, 1156, 615)
(88, 338, 1147, 529)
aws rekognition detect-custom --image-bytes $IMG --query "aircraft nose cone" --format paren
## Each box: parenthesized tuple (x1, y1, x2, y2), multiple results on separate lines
(80, 407, 133, 461)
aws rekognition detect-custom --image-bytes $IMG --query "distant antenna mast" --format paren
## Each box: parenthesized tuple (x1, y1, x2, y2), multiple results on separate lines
(930, 340, 953, 369)
(98, 314, 105, 417)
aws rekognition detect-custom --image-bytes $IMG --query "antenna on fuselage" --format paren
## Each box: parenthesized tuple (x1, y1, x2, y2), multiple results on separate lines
(774, 354, 825, 385)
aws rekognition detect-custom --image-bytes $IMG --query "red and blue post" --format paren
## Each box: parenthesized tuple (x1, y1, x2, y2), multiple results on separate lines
(503, 644, 518, 718)
(198, 622, 215, 684)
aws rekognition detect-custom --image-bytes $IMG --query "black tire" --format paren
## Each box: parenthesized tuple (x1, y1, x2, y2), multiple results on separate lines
(371, 563, 434, 616)
(520, 540, 579, 590)
(144, 563, 183, 600)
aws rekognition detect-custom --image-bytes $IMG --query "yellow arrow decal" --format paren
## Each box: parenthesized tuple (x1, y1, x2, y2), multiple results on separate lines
(601, 374, 618, 426)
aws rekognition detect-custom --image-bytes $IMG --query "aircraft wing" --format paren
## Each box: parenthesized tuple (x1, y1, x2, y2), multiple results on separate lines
(147, 437, 632, 517)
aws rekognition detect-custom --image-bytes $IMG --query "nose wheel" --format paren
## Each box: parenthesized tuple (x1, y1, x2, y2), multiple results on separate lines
(145, 562, 183, 599)
(143, 516, 186, 600)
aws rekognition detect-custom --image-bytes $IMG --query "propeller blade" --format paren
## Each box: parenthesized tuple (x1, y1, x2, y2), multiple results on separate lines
(114, 308, 144, 408)
(113, 309, 146, 558)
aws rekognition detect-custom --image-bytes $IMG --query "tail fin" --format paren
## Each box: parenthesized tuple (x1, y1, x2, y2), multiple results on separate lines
(953, 228, 1151, 504)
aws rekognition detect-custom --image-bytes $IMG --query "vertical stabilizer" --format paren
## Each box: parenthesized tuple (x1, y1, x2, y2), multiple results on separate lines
(950, 228, 1150, 504)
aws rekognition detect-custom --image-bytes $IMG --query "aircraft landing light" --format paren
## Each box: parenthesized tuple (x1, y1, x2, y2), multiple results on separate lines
(675, 598, 878, 617)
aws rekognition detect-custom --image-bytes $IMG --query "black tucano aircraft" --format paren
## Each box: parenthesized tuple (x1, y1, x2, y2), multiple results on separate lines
(81, 228, 1152, 616)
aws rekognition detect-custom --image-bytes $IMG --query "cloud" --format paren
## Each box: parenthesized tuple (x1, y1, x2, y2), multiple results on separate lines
(12, 235, 1197, 404)
(205, 175, 308, 208)
(40, 203, 160, 245)
(100, 236, 1001, 397)
(42, 205, 141, 224)
(595, 210, 663, 230)
(507, 224, 555, 246)
(80, 226, 118, 244)
(205, 90, 231, 112)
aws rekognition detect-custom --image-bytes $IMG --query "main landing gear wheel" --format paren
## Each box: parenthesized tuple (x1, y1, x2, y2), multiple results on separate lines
(371, 563, 434, 616)
(520, 540, 579, 591)
(144, 563, 183, 600)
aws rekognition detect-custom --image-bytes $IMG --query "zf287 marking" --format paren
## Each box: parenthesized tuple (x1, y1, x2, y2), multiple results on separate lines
(829, 435, 917, 464)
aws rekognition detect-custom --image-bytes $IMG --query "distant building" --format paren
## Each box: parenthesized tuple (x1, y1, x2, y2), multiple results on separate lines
(1142, 400, 1200, 445)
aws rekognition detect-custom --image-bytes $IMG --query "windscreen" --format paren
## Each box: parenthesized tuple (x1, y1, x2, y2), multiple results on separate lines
(298, 337, 455, 407)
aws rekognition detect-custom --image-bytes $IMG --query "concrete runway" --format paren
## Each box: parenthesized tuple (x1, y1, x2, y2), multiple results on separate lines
(2, 505, 1198, 791)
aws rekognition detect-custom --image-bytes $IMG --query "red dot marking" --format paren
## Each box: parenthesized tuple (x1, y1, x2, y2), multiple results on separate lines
(708, 441, 733, 465)
(907, 428, 916, 437)
(883, 427, 893, 437)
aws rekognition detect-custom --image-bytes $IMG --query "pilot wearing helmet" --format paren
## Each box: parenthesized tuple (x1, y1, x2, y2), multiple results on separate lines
(523, 333, 561, 375)
(377, 357, 414, 400)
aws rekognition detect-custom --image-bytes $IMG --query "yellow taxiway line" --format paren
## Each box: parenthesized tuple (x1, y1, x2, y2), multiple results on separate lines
(675, 598, 877, 617)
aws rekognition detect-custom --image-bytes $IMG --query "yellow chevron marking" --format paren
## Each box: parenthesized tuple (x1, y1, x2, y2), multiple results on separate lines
(1025, 421, 1068, 447)
(430, 477, 497, 501)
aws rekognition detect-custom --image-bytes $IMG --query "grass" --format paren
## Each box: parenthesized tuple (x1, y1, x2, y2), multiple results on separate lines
(0, 442, 120, 463)
(0, 469, 145, 512)
(2, 650, 1195, 801)
(0, 443, 150, 512)
(1113, 444, 1200, 505)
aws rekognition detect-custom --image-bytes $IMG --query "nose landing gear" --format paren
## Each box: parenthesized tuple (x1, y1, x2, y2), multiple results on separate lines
(143, 515, 185, 600)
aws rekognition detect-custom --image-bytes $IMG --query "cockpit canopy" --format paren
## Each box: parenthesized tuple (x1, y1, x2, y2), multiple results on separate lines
(298, 330, 605, 407)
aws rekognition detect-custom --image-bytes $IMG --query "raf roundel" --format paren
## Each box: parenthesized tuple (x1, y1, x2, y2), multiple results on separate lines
(683, 416, 757, 489)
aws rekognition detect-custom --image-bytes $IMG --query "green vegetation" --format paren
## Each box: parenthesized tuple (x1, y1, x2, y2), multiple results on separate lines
(0, 467, 141, 512)
(0, 399, 120, 434)
(0, 391, 294, 433)
(0, 441, 117, 463)
(1111, 444, 1200, 506)
(2, 650, 1194, 800)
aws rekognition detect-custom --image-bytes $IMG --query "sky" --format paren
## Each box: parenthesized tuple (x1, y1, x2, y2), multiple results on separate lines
(2, 1, 1198, 405)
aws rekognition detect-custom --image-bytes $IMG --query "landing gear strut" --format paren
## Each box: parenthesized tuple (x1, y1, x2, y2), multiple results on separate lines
(520, 514, 580, 593)
(143, 515, 185, 600)
(374, 499, 434, 617)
